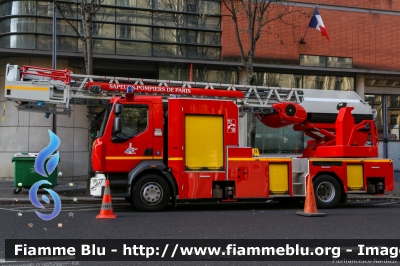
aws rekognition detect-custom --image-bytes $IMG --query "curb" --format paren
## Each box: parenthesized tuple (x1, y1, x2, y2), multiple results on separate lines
(1, 197, 399, 205)
(0, 197, 128, 205)
(347, 196, 400, 202)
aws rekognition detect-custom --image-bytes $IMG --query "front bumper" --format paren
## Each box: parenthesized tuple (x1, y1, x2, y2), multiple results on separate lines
(90, 173, 106, 197)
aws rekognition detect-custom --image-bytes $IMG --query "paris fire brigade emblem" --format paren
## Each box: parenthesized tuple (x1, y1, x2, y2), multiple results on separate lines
(125, 143, 138, 154)
(227, 119, 236, 133)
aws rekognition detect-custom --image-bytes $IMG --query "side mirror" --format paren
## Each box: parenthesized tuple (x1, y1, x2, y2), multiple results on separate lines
(114, 103, 122, 115)
(113, 117, 122, 135)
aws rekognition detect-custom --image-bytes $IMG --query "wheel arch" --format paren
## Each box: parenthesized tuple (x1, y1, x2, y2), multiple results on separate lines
(313, 171, 346, 203)
(127, 160, 177, 201)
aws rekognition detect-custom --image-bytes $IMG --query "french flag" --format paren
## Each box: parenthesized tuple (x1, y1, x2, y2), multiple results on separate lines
(308, 8, 330, 41)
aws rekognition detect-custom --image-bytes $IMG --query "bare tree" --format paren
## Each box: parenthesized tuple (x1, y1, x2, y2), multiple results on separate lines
(222, 0, 307, 148)
(152, 0, 221, 60)
(54, 0, 106, 193)
(55, 0, 106, 75)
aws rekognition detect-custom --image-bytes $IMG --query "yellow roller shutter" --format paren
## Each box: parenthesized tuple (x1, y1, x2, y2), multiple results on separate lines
(269, 163, 289, 195)
(185, 115, 223, 170)
(347, 164, 364, 190)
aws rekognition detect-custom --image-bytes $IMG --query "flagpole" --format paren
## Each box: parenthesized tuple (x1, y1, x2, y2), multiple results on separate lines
(300, 5, 317, 44)
(300, 27, 309, 44)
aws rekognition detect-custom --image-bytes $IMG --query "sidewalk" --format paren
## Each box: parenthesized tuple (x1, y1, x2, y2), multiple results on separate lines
(0, 177, 399, 205)
(0, 180, 127, 205)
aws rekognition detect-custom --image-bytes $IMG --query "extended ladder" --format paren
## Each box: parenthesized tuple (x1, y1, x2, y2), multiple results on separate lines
(4, 64, 371, 117)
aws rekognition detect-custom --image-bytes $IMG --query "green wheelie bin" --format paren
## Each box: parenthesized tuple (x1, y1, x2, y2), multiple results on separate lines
(12, 153, 58, 194)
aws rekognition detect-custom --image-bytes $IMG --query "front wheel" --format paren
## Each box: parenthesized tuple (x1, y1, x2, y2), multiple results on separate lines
(313, 175, 341, 209)
(132, 174, 171, 212)
(125, 197, 133, 205)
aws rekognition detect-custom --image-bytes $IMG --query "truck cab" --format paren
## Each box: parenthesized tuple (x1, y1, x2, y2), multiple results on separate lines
(91, 95, 171, 210)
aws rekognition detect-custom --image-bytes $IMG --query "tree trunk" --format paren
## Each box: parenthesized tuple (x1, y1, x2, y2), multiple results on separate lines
(246, 60, 257, 148)
(86, 107, 96, 194)
(81, 6, 96, 194)
(85, 23, 96, 194)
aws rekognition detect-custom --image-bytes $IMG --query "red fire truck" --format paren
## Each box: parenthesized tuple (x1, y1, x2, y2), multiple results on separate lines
(4, 65, 395, 211)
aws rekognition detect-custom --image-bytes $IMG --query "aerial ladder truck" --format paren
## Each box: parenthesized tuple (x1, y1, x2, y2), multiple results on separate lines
(4, 64, 395, 211)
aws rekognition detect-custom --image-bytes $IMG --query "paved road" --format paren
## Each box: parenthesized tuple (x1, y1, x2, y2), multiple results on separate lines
(0, 201, 399, 266)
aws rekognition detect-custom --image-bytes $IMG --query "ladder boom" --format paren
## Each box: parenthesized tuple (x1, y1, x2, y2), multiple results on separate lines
(4, 64, 373, 119)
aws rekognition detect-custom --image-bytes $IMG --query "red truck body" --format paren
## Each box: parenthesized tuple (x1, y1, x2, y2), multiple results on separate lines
(91, 93, 394, 211)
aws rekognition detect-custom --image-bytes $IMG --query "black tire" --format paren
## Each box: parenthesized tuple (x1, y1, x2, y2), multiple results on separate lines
(313, 175, 341, 209)
(132, 174, 171, 212)
(340, 193, 348, 203)
(125, 197, 133, 205)
(13, 188, 22, 194)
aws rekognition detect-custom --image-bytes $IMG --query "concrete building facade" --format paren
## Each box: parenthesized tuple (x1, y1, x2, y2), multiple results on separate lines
(1, 0, 400, 179)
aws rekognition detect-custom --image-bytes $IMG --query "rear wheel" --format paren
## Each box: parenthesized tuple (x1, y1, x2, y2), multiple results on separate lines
(313, 175, 341, 209)
(340, 193, 348, 203)
(132, 174, 170, 212)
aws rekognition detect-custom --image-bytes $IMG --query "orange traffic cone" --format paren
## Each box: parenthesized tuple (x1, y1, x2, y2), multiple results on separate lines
(296, 175, 326, 217)
(96, 180, 117, 219)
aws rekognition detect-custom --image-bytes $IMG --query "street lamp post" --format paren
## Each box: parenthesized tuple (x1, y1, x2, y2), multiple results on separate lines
(52, 0, 57, 134)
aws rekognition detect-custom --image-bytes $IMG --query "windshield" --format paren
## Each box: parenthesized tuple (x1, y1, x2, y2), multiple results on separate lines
(98, 104, 112, 138)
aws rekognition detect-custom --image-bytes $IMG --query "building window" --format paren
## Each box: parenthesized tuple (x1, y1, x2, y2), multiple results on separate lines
(365, 95, 400, 141)
(299, 55, 326, 67)
(300, 55, 352, 68)
(0, 34, 35, 49)
(327, 57, 352, 68)
(116, 9, 152, 24)
(159, 65, 236, 83)
(116, 0, 151, 8)
(0, 1, 36, 16)
(158, 64, 189, 81)
(153, 43, 186, 57)
(366, 79, 400, 87)
(78, 38, 115, 54)
(193, 67, 237, 83)
(253, 72, 354, 91)
(116, 25, 151, 40)
(390, 115, 398, 126)
(0, 17, 36, 33)
(154, 0, 186, 12)
(116, 40, 151, 55)
(92, 7, 115, 22)
(92, 23, 116, 38)
(0, 0, 221, 59)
